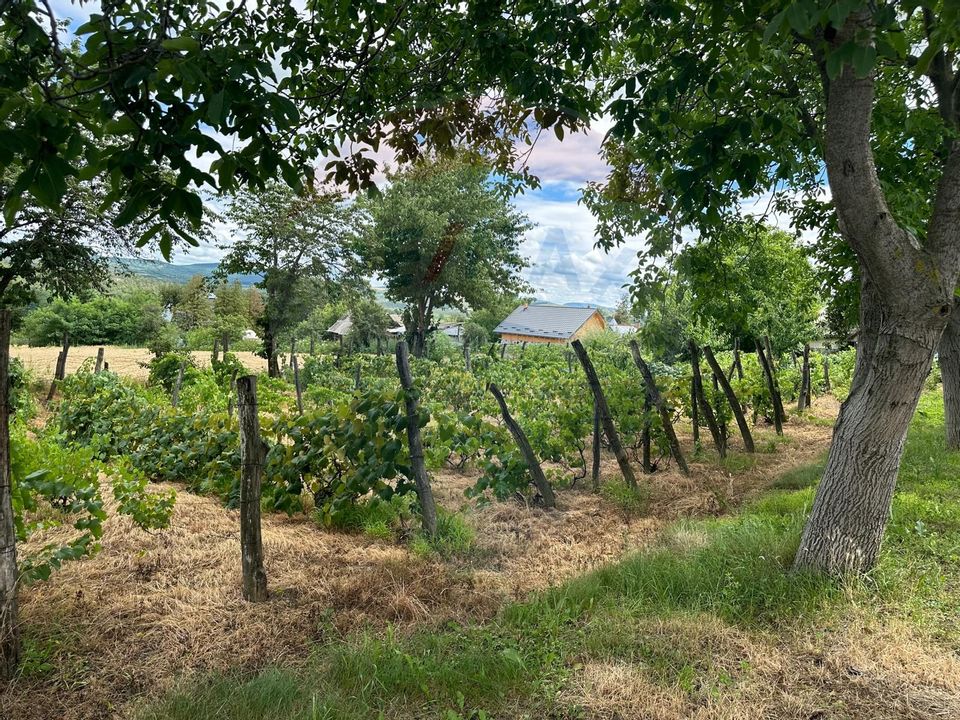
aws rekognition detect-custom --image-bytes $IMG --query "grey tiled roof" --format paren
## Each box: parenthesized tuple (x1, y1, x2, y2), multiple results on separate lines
(494, 305, 601, 340)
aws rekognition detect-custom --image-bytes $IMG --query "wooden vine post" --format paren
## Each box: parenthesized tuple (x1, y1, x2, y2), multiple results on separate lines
(354, 363, 362, 390)
(292, 356, 304, 416)
(797, 343, 811, 412)
(45, 331, 70, 402)
(690, 374, 700, 447)
(763, 335, 786, 426)
(464, 343, 471, 372)
(570, 340, 638, 489)
(756, 343, 783, 435)
(591, 398, 601, 491)
(488, 383, 556, 508)
(804, 344, 812, 407)
(688, 340, 726, 457)
(395, 342, 438, 536)
(703, 346, 755, 453)
(289, 337, 297, 367)
(823, 352, 831, 392)
(221, 332, 230, 355)
(212, 338, 220, 364)
(236, 376, 268, 602)
(171, 360, 186, 408)
(630, 341, 689, 475)
(641, 391, 652, 473)
(0, 310, 20, 679)
(94, 347, 105, 373)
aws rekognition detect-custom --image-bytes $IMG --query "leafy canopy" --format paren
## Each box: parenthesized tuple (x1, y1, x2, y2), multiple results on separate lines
(2, 0, 608, 254)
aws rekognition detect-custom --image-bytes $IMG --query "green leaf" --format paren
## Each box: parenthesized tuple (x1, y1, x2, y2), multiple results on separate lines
(161, 36, 201, 53)
(851, 45, 876, 78)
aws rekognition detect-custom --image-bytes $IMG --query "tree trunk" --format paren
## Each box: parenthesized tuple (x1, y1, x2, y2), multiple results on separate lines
(570, 339, 638, 488)
(488, 383, 556, 508)
(689, 340, 726, 457)
(793, 19, 960, 573)
(395, 341, 438, 535)
(630, 341, 689, 475)
(0, 310, 20, 680)
(591, 398, 601, 491)
(940, 305, 960, 449)
(756, 343, 784, 435)
(703, 346, 754, 453)
(265, 330, 279, 378)
(237, 376, 268, 601)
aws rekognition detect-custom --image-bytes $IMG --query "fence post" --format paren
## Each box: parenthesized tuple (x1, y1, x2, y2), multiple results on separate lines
(94, 347, 105, 374)
(212, 337, 220, 364)
(488, 383, 556, 508)
(703, 346, 755, 453)
(591, 398, 601, 491)
(688, 340, 726, 457)
(630, 341, 689, 475)
(823, 353, 831, 392)
(756, 343, 784, 435)
(395, 342, 438, 536)
(798, 343, 810, 412)
(171, 360, 186, 408)
(236, 375, 268, 602)
(570, 340, 638, 489)
(464, 343, 471, 372)
(0, 310, 20, 680)
(45, 332, 70, 403)
(292, 356, 304, 416)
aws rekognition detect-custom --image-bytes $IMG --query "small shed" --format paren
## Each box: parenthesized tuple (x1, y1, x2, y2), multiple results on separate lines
(327, 313, 405, 339)
(494, 304, 607, 344)
(439, 322, 464, 344)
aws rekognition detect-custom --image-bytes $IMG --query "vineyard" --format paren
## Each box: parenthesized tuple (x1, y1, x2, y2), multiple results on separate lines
(0, 335, 870, 719)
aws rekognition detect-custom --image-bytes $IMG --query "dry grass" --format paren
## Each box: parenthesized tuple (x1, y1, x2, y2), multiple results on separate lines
(11, 345, 267, 381)
(6, 394, 950, 720)
(566, 614, 960, 720)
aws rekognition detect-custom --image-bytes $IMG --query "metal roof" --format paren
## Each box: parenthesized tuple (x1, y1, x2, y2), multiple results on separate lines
(328, 313, 405, 337)
(494, 304, 602, 340)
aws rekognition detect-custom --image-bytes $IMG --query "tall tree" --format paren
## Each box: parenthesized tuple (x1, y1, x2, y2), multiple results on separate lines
(587, 2, 960, 575)
(219, 182, 363, 376)
(365, 157, 531, 357)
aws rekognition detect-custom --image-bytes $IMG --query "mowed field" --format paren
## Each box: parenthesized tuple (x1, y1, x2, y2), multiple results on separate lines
(12, 345, 267, 381)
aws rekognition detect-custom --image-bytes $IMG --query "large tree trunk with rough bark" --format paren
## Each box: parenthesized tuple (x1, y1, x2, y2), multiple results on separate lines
(794, 18, 960, 574)
(237, 375, 268, 602)
(940, 304, 960, 449)
(0, 310, 19, 680)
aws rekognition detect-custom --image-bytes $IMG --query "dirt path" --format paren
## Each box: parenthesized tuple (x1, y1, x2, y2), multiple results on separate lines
(0, 401, 839, 720)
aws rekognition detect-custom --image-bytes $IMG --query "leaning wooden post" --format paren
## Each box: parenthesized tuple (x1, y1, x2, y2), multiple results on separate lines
(0, 310, 21, 679)
(292, 356, 304, 416)
(500, 343, 507, 359)
(688, 340, 726, 457)
(171, 360, 186, 408)
(56, 331, 69, 381)
(570, 339, 638, 488)
(756, 343, 783, 435)
(630, 341, 689, 475)
(212, 337, 220, 364)
(591, 398, 601, 491)
(45, 352, 62, 403)
(690, 374, 700, 447)
(464, 343, 472, 372)
(703, 346, 755, 453)
(94, 347, 105, 374)
(221, 332, 230, 355)
(804, 343, 812, 407)
(395, 342, 438, 536)
(488, 383, 556, 508)
(641, 391, 652, 474)
(763, 335, 787, 427)
(797, 343, 810, 412)
(236, 376, 268, 602)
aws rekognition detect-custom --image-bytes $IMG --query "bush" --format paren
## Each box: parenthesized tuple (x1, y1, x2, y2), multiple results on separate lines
(148, 353, 199, 393)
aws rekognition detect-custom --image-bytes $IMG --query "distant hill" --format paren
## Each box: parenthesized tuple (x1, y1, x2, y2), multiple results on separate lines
(112, 258, 262, 286)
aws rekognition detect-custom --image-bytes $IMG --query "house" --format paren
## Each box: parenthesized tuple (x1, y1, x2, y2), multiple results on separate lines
(494, 304, 607, 344)
(327, 313, 405, 339)
(438, 322, 464, 344)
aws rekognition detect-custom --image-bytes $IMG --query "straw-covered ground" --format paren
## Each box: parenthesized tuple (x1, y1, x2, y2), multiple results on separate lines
(3, 395, 959, 719)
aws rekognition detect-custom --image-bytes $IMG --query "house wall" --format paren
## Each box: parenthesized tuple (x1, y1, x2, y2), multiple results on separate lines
(498, 311, 607, 344)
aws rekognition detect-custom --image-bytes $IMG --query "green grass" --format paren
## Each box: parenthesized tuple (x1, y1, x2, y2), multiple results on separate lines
(138, 391, 960, 720)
